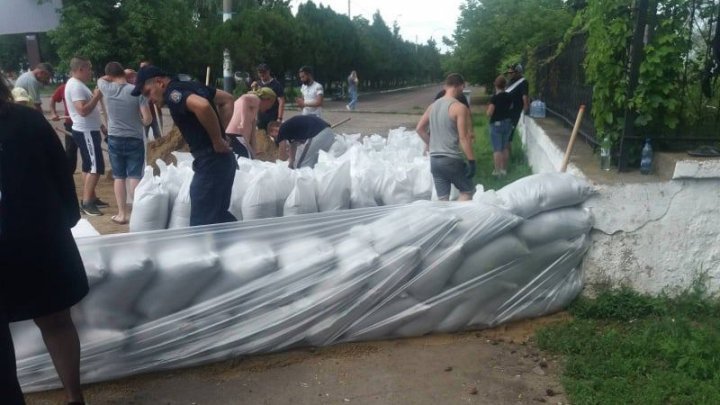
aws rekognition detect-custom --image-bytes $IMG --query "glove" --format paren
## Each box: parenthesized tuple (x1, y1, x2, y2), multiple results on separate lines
(465, 160, 476, 179)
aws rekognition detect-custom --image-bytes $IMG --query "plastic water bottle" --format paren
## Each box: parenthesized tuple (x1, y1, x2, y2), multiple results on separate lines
(640, 138, 653, 175)
(600, 136, 612, 171)
(529, 100, 546, 118)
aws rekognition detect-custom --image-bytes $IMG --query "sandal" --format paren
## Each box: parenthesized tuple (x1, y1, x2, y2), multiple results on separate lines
(111, 215, 129, 225)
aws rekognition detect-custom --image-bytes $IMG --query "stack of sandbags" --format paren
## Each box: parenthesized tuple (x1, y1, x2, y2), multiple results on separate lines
(129, 128, 434, 232)
(15, 174, 595, 392)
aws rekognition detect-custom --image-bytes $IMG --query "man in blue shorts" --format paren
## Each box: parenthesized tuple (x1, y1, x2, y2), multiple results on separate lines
(416, 73, 475, 201)
(132, 65, 237, 226)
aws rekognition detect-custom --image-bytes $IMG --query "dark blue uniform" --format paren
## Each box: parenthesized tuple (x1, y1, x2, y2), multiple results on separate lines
(164, 80, 236, 226)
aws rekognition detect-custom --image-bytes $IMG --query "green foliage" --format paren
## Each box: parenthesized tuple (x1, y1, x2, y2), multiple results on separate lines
(0, 34, 28, 71)
(471, 113, 532, 189)
(449, 0, 575, 86)
(584, 0, 691, 142)
(536, 283, 720, 404)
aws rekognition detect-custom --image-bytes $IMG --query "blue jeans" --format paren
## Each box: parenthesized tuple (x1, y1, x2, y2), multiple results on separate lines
(108, 136, 145, 179)
(189, 152, 237, 226)
(489, 119, 512, 152)
(348, 88, 358, 110)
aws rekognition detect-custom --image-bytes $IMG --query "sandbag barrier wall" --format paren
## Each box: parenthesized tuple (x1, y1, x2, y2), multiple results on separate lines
(14, 173, 595, 391)
(130, 129, 437, 232)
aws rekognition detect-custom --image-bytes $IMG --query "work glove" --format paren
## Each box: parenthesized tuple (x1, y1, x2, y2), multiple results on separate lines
(465, 160, 476, 179)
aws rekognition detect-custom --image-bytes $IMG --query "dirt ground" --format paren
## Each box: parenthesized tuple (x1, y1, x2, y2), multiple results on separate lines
(33, 85, 571, 404)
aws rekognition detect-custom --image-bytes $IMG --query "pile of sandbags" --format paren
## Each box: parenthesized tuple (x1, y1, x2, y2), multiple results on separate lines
(14, 172, 595, 392)
(129, 128, 434, 232)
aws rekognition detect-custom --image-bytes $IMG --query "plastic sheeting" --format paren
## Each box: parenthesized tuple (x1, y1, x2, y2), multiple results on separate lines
(14, 173, 595, 392)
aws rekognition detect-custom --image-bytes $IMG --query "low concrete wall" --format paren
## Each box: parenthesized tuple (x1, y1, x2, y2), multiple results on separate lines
(519, 117, 720, 294)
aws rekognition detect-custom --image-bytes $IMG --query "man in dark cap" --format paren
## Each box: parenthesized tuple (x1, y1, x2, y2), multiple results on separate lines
(131, 65, 237, 226)
(267, 114, 335, 169)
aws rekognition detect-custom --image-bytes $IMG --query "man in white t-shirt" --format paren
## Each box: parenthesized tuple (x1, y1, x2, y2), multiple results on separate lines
(296, 66, 324, 118)
(64, 56, 106, 217)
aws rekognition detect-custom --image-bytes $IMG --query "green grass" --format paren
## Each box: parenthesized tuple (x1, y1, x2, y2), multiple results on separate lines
(471, 113, 532, 190)
(536, 281, 720, 405)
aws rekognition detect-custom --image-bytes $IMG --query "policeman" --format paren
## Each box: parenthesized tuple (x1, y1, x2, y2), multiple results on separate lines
(131, 66, 237, 226)
(267, 114, 335, 169)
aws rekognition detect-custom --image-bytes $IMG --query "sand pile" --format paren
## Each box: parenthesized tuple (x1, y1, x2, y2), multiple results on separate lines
(146, 126, 189, 174)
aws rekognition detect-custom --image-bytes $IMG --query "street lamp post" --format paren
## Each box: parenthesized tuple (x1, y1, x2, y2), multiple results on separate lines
(222, 0, 233, 93)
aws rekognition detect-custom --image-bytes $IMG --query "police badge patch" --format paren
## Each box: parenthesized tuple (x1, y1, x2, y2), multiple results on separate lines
(169, 90, 182, 104)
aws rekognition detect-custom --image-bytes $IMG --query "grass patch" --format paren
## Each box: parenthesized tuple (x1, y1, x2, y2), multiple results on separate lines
(471, 113, 532, 190)
(536, 282, 720, 404)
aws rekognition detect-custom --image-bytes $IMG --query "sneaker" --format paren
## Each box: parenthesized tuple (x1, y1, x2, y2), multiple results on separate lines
(81, 202, 103, 217)
(346, 104, 351, 111)
(93, 198, 110, 208)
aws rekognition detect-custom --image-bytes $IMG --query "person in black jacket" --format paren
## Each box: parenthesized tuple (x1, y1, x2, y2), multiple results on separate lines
(0, 79, 88, 404)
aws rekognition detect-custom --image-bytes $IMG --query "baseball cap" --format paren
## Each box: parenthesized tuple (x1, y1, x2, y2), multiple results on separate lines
(248, 87, 277, 100)
(11, 87, 32, 103)
(131, 65, 169, 96)
(256, 63, 270, 72)
(506, 63, 523, 74)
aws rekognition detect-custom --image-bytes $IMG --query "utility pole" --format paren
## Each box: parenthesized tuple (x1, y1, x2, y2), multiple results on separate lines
(222, 0, 233, 93)
(348, 0, 351, 18)
(618, 0, 649, 171)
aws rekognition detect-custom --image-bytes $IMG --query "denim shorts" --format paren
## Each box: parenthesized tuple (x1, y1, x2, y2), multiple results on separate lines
(430, 155, 474, 199)
(108, 136, 145, 179)
(489, 119, 512, 152)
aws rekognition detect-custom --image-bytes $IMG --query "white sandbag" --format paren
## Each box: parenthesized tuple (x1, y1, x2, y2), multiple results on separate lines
(314, 160, 351, 212)
(368, 246, 421, 289)
(168, 169, 193, 229)
(193, 242, 278, 303)
(171, 151, 194, 167)
(451, 234, 530, 286)
(77, 245, 107, 288)
(228, 169, 248, 221)
(10, 321, 45, 359)
(380, 166, 415, 205)
(344, 294, 419, 341)
(443, 202, 523, 254)
(411, 159, 433, 201)
(367, 205, 458, 255)
(80, 247, 155, 329)
(349, 163, 382, 208)
(241, 170, 278, 220)
(515, 207, 594, 247)
(129, 167, 170, 232)
(283, 168, 318, 216)
(405, 244, 464, 302)
(496, 172, 595, 218)
(157, 160, 184, 206)
(277, 237, 336, 283)
(135, 240, 221, 320)
(394, 298, 457, 338)
(268, 163, 295, 213)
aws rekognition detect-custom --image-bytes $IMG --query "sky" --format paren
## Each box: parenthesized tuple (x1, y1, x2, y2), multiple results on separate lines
(290, 0, 465, 52)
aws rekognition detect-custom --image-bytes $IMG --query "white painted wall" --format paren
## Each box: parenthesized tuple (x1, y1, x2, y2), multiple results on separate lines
(519, 117, 720, 294)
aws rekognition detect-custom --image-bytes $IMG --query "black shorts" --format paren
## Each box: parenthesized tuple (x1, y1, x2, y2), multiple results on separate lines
(71, 129, 105, 175)
(228, 135, 250, 158)
(430, 155, 474, 199)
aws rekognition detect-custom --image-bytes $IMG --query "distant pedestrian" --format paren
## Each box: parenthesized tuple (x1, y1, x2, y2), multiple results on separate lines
(0, 77, 88, 405)
(50, 82, 79, 175)
(14, 63, 53, 112)
(487, 75, 513, 176)
(296, 66, 324, 118)
(505, 63, 529, 153)
(132, 65, 237, 226)
(98, 62, 153, 225)
(416, 74, 475, 201)
(65, 56, 107, 216)
(347, 70, 359, 111)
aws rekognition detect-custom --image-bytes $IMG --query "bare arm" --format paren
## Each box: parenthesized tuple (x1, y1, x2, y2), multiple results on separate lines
(415, 106, 432, 145)
(288, 142, 298, 168)
(277, 96, 286, 121)
(213, 89, 234, 129)
(310, 94, 324, 108)
(140, 103, 153, 127)
(453, 103, 474, 160)
(523, 95, 529, 113)
(50, 99, 60, 120)
(72, 89, 103, 117)
(186, 94, 231, 153)
(486, 103, 495, 117)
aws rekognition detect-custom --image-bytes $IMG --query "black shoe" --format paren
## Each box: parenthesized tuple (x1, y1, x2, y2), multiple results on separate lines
(93, 198, 110, 208)
(81, 202, 103, 217)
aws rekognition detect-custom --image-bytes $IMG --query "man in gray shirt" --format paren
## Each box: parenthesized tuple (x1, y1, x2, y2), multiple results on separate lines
(416, 73, 475, 201)
(97, 62, 152, 225)
(14, 63, 53, 112)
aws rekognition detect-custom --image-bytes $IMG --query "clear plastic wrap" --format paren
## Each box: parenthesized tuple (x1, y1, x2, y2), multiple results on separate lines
(14, 175, 595, 392)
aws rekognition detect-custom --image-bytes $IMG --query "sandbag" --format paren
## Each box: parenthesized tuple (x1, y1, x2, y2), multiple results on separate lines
(314, 160, 351, 211)
(496, 172, 595, 218)
(451, 234, 530, 286)
(380, 166, 415, 205)
(129, 167, 170, 232)
(515, 207, 593, 247)
(242, 170, 278, 220)
(283, 169, 318, 216)
(365, 204, 458, 255)
(168, 169, 193, 229)
(135, 240, 221, 320)
(406, 244, 465, 302)
(277, 237, 336, 283)
(228, 168, 251, 221)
